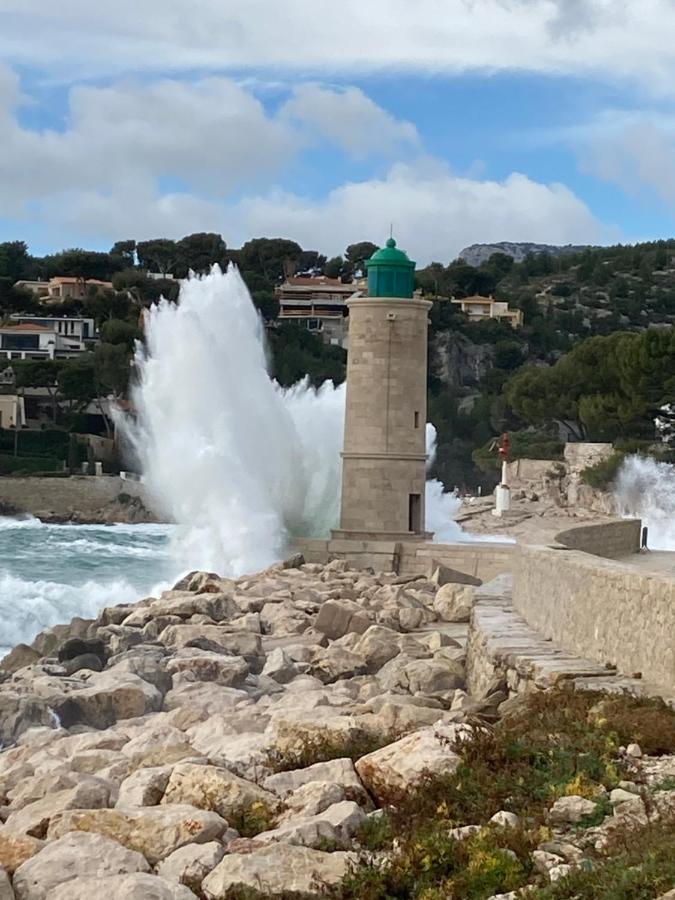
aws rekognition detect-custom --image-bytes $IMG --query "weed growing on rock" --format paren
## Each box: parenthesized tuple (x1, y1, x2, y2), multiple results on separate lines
(536, 822, 675, 899)
(264, 729, 397, 773)
(228, 800, 281, 837)
(326, 688, 675, 900)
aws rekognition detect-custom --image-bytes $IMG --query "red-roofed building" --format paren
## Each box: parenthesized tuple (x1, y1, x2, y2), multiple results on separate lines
(15, 276, 113, 303)
(276, 275, 362, 347)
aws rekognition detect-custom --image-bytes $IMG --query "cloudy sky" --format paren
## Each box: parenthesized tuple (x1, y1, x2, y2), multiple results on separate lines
(2, 0, 675, 263)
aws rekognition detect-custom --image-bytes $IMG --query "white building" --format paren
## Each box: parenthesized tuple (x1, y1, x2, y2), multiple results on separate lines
(0, 316, 96, 361)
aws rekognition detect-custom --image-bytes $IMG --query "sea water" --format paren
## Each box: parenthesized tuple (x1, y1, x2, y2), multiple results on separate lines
(0, 518, 175, 654)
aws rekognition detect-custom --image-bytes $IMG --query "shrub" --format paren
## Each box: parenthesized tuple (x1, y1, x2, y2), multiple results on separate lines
(580, 452, 626, 490)
(0, 454, 62, 475)
(327, 688, 675, 900)
(228, 799, 281, 837)
(473, 430, 564, 473)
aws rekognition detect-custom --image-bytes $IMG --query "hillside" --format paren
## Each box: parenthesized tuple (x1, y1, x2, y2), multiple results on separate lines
(458, 241, 591, 267)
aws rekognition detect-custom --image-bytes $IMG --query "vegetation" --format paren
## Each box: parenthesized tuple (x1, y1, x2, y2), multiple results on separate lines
(324, 688, 675, 900)
(2, 233, 675, 487)
(264, 729, 397, 774)
(580, 452, 627, 491)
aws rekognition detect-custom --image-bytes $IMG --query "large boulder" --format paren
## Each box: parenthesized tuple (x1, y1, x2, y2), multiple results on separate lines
(351, 626, 401, 673)
(201, 843, 353, 898)
(3, 778, 111, 838)
(116, 766, 174, 808)
(433, 584, 476, 623)
(52, 671, 162, 730)
(314, 599, 371, 641)
(165, 651, 249, 687)
(156, 841, 225, 893)
(0, 646, 41, 674)
(355, 723, 466, 802)
(50, 873, 197, 899)
(253, 800, 366, 849)
(12, 832, 150, 900)
(161, 763, 275, 820)
(46, 805, 227, 865)
(262, 758, 369, 806)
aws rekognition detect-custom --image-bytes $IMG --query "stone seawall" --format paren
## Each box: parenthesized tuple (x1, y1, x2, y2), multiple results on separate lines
(554, 518, 641, 559)
(0, 475, 161, 523)
(513, 543, 675, 688)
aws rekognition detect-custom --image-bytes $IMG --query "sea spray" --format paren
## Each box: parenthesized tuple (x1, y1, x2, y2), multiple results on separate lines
(615, 455, 675, 550)
(123, 266, 487, 576)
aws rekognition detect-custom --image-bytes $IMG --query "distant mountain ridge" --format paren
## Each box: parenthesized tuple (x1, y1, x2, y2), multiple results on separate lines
(458, 241, 592, 267)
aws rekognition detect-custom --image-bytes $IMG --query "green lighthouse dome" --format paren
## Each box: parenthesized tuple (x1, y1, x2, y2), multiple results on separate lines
(365, 237, 416, 299)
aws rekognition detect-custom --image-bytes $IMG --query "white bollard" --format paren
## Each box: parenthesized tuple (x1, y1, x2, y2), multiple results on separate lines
(493, 484, 511, 517)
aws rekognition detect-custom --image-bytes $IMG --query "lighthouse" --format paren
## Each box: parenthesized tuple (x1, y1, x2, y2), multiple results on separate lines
(334, 238, 432, 541)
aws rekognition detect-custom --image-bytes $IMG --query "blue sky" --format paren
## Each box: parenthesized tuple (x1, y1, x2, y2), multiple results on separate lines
(2, 0, 675, 263)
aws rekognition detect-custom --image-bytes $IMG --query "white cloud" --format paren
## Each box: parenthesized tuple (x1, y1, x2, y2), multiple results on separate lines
(0, 63, 609, 261)
(282, 84, 419, 158)
(229, 161, 607, 262)
(576, 111, 675, 208)
(0, 0, 674, 93)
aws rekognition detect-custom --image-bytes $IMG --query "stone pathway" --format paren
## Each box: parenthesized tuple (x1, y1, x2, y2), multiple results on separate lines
(466, 579, 675, 706)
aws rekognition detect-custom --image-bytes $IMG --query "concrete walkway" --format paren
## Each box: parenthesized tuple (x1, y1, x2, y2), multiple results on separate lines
(618, 550, 675, 578)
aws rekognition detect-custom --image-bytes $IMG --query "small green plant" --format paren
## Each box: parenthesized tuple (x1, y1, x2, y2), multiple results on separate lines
(264, 729, 396, 774)
(228, 799, 281, 837)
(580, 452, 626, 491)
(353, 814, 393, 851)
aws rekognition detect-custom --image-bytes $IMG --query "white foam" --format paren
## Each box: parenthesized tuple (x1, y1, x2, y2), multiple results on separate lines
(615, 455, 675, 550)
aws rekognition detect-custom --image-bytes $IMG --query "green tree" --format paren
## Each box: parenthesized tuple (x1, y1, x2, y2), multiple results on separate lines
(175, 232, 226, 277)
(345, 241, 378, 274)
(136, 239, 178, 276)
(84, 289, 133, 326)
(100, 319, 141, 349)
(324, 257, 343, 279)
(109, 240, 137, 265)
(43, 248, 124, 281)
(239, 238, 302, 283)
(0, 241, 31, 281)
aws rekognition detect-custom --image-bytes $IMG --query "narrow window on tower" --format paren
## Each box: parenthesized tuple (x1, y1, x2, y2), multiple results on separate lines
(408, 493, 422, 533)
(414, 411, 420, 428)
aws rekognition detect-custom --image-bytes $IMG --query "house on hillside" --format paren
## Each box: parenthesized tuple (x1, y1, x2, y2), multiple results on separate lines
(451, 294, 523, 327)
(276, 276, 362, 347)
(0, 315, 96, 361)
(15, 276, 113, 302)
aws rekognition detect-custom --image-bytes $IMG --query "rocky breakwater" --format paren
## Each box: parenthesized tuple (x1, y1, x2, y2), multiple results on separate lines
(0, 557, 492, 899)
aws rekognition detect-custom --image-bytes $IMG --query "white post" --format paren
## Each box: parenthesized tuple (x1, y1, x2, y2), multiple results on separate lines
(493, 459, 511, 517)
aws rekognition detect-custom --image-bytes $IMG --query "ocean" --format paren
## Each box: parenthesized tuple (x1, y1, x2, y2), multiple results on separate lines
(0, 518, 176, 655)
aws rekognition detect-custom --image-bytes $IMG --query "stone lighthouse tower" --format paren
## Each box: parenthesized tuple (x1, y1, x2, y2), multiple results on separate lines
(335, 238, 432, 540)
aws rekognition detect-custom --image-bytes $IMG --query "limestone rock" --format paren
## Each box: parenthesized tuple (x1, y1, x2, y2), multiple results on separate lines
(490, 811, 520, 828)
(433, 584, 476, 623)
(351, 626, 401, 673)
(62, 653, 104, 675)
(46, 805, 227, 865)
(50, 873, 197, 899)
(12, 831, 150, 900)
(263, 758, 369, 806)
(0, 869, 11, 900)
(254, 800, 366, 849)
(532, 849, 565, 875)
(3, 778, 111, 838)
(156, 841, 225, 892)
(355, 723, 465, 802)
(201, 843, 353, 897)
(429, 564, 481, 587)
(548, 795, 597, 825)
(158, 626, 261, 662)
(314, 599, 371, 641)
(165, 651, 249, 687)
(53, 671, 162, 730)
(116, 766, 173, 807)
(261, 648, 298, 684)
(276, 781, 346, 823)
(0, 834, 43, 875)
(0, 646, 41, 674)
(161, 763, 275, 819)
